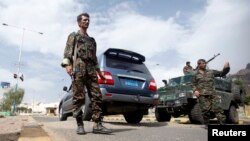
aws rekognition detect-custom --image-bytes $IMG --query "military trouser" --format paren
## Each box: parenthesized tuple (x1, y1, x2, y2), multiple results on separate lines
(198, 95, 226, 125)
(72, 70, 103, 123)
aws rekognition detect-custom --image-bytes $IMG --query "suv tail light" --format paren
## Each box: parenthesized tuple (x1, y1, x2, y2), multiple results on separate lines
(148, 79, 157, 92)
(98, 71, 114, 85)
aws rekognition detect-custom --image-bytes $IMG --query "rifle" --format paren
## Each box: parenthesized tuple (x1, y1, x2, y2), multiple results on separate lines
(206, 53, 220, 64)
(194, 53, 220, 70)
(71, 32, 78, 80)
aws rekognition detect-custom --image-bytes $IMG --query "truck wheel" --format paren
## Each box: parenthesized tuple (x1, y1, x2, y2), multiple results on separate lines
(59, 105, 67, 121)
(123, 111, 143, 124)
(155, 108, 171, 122)
(232, 85, 244, 103)
(82, 93, 92, 121)
(172, 113, 181, 118)
(188, 103, 204, 124)
(226, 105, 239, 124)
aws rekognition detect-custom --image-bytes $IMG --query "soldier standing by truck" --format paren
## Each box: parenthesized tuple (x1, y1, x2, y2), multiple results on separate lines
(61, 13, 112, 135)
(192, 59, 230, 127)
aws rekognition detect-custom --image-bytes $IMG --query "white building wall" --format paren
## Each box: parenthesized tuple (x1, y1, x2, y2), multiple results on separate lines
(18, 102, 59, 115)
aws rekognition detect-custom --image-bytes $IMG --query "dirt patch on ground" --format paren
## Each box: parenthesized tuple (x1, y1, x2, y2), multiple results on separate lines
(0, 116, 29, 141)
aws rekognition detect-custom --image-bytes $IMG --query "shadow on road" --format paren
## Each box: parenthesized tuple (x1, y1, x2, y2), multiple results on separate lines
(104, 121, 168, 127)
(111, 128, 136, 133)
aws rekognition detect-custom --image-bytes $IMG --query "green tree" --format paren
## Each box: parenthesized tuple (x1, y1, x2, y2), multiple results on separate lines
(245, 96, 250, 105)
(0, 88, 25, 111)
(234, 79, 245, 89)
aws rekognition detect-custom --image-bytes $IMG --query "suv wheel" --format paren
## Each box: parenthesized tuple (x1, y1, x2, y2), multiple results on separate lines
(59, 105, 67, 121)
(188, 102, 204, 124)
(155, 108, 171, 122)
(123, 112, 143, 124)
(226, 104, 239, 124)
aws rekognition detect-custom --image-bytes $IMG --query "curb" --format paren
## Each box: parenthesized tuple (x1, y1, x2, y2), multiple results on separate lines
(104, 115, 250, 125)
(174, 118, 190, 124)
(104, 115, 157, 122)
(104, 115, 189, 123)
(18, 116, 52, 141)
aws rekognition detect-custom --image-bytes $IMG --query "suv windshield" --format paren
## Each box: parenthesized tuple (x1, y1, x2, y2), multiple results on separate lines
(106, 56, 150, 74)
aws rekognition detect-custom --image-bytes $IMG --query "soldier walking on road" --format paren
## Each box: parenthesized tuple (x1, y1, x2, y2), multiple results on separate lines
(61, 13, 112, 135)
(192, 59, 230, 127)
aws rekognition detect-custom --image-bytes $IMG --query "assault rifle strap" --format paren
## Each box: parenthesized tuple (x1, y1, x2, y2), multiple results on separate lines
(72, 32, 78, 76)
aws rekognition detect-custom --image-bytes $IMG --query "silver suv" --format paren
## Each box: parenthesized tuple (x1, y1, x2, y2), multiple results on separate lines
(59, 48, 158, 124)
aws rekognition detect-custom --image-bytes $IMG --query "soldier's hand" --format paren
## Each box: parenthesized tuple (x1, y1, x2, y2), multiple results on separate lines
(224, 62, 230, 68)
(66, 65, 73, 75)
(194, 90, 201, 97)
(97, 72, 107, 83)
(100, 73, 106, 81)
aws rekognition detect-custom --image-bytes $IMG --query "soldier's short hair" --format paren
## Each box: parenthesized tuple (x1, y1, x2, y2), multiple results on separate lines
(197, 59, 206, 65)
(77, 13, 90, 23)
(186, 61, 190, 65)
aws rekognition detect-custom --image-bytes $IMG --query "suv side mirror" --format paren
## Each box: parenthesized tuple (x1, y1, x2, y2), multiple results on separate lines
(63, 86, 67, 91)
(162, 80, 168, 86)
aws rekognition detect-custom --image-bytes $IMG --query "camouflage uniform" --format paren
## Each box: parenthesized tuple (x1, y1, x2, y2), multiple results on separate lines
(63, 31, 103, 124)
(192, 68, 230, 124)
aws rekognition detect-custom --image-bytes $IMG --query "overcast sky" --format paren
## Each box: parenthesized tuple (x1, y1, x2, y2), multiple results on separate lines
(0, 0, 249, 103)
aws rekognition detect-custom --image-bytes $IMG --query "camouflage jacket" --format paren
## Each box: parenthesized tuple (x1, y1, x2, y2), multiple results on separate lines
(192, 67, 230, 95)
(63, 31, 100, 74)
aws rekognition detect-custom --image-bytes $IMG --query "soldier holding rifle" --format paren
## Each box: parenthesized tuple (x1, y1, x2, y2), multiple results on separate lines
(192, 54, 230, 127)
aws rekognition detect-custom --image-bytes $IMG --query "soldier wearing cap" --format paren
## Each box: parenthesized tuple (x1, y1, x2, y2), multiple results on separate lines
(183, 61, 194, 75)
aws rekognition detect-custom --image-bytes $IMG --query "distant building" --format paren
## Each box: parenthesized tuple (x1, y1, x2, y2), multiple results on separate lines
(17, 102, 59, 115)
(0, 82, 11, 101)
(1, 82, 10, 89)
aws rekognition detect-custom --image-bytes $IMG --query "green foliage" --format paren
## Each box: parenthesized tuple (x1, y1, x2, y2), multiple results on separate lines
(16, 107, 32, 113)
(245, 96, 250, 105)
(0, 88, 25, 111)
(234, 79, 244, 86)
(233, 79, 247, 92)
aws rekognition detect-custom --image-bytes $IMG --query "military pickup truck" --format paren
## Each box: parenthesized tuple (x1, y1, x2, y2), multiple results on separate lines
(155, 74, 245, 124)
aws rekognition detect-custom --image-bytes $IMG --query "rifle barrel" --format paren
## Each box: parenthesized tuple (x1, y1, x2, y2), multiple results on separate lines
(206, 53, 220, 64)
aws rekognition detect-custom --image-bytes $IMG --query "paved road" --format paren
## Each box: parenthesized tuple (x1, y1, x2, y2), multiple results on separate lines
(33, 116, 207, 141)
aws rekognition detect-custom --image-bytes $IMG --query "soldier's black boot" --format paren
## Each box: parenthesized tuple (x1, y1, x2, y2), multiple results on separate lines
(76, 114, 86, 135)
(77, 126, 86, 135)
(93, 122, 112, 134)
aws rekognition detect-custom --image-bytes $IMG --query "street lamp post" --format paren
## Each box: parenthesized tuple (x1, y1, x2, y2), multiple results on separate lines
(2, 23, 43, 114)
